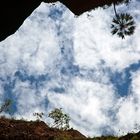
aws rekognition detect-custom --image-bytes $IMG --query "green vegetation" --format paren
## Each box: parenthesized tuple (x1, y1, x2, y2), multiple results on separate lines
(0, 99, 12, 114)
(111, 13, 135, 39)
(48, 108, 70, 130)
(33, 112, 44, 121)
(111, 2, 135, 39)
(0, 107, 140, 139)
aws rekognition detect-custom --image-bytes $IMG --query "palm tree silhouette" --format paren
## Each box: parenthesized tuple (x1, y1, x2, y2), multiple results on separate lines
(111, 3, 135, 39)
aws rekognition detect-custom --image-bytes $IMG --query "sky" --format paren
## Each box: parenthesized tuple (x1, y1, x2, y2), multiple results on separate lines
(0, 0, 140, 137)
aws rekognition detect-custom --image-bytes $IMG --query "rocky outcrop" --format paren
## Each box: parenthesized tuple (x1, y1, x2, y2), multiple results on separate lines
(0, 117, 140, 140)
(0, 0, 125, 42)
(0, 117, 86, 140)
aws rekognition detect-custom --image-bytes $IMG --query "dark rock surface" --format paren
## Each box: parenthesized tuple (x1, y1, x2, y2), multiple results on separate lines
(0, 0, 125, 42)
(0, 117, 86, 140)
(59, 0, 124, 15)
(0, 117, 140, 140)
(0, 0, 41, 42)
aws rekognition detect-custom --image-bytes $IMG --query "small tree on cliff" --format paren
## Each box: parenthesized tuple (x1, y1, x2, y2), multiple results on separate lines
(33, 112, 44, 121)
(48, 108, 70, 130)
(0, 99, 12, 114)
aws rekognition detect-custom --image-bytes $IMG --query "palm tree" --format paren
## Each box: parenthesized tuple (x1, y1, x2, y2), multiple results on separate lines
(111, 3, 135, 39)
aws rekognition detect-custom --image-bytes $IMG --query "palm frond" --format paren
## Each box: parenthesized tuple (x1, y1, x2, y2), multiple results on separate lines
(111, 13, 135, 39)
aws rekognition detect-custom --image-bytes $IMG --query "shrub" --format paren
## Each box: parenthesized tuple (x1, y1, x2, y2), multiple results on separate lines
(33, 112, 44, 121)
(48, 108, 70, 130)
(0, 99, 12, 114)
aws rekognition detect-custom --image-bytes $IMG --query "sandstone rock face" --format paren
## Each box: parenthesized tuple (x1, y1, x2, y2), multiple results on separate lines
(0, 0, 124, 42)
(0, 117, 86, 140)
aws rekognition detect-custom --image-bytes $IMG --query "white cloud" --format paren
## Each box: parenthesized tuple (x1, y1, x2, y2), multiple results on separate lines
(0, 0, 140, 137)
(47, 77, 117, 136)
(12, 80, 47, 120)
(73, 6, 140, 72)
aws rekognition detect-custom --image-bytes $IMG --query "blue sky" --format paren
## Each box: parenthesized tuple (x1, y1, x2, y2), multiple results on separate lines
(110, 61, 140, 96)
(0, 0, 140, 137)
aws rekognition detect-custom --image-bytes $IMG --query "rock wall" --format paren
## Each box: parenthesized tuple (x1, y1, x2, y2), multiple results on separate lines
(0, 0, 124, 41)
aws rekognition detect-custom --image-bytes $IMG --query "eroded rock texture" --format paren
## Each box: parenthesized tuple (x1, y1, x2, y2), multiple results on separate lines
(0, 0, 125, 41)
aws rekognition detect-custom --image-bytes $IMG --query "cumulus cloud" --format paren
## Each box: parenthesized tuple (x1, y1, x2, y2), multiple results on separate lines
(73, 6, 140, 71)
(113, 70, 140, 135)
(47, 77, 117, 136)
(0, 0, 140, 137)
